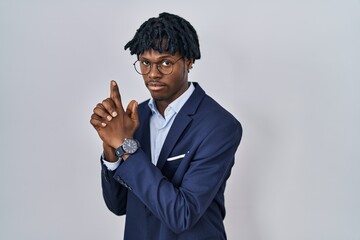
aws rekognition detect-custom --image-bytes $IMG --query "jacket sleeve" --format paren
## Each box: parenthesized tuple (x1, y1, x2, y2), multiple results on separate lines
(101, 159, 128, 216)
(112, 119, 242, 234)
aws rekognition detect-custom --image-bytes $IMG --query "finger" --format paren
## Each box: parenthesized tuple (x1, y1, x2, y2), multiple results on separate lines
(110, 80, 123, 111)
(93, 103, 112, 122)
(102, 98, 117, 118)
(132, 101, 139, 129)
(90, 114, 107, 128)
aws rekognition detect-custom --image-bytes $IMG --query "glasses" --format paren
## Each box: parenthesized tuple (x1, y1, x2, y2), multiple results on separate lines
(133, 57, 184, 75)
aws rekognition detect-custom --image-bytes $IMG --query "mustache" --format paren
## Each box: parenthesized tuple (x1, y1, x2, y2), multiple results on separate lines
(146, 81, 166, 86)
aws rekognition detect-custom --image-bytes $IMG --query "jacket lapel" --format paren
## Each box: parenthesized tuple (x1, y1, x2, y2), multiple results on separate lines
(156, 83, 206, 170)
(136, 101, 152, 159)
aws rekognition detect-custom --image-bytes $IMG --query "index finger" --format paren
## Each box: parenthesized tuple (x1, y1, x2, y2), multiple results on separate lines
(110, 80, 123, 110)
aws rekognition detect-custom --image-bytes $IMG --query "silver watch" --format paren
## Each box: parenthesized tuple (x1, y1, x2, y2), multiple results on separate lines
(115, 138, 140, 158)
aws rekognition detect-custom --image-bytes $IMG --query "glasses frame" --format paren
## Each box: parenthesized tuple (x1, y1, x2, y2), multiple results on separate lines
(132, 57, 184, 75)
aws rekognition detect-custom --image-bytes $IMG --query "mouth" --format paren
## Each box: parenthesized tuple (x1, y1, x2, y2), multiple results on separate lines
(146, 81, 166, 91)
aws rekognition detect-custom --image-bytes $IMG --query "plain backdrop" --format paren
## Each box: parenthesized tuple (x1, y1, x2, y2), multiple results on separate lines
(1, 0, 359, 239)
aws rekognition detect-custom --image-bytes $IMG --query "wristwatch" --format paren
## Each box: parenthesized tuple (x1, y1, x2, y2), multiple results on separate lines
(115, 138, 140, 158)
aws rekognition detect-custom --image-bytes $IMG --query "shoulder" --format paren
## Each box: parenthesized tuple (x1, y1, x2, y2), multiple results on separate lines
(193, 83, 240, 120)
(200, 95, 241, 130)
(189, 83, 242, 136)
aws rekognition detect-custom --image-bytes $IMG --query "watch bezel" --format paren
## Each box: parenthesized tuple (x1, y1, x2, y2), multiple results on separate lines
(115, 138, 140, 158)
(122, 138, 139, 154)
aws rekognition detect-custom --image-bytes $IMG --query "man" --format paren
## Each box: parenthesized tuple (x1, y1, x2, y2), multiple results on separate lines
(90, 12, 242, 240)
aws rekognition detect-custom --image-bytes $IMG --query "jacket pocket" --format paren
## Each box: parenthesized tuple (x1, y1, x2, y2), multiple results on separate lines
(167, 154, 186, 161)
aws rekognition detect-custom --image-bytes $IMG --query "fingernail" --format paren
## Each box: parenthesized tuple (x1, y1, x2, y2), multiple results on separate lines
(112, 112, 117, 117)
(101, 122, 107, 127)
(107, 115, 112, 121)
(112, 81, 117, 86)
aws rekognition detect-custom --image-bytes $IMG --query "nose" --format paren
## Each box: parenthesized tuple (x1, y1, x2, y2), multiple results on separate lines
(148, 63, 162, 79)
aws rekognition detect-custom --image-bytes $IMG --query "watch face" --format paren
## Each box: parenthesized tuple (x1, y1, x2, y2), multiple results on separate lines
(122, 139, 139, 154)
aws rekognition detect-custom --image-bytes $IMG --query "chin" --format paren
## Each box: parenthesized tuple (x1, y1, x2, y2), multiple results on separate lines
(151, 95, 166, 101)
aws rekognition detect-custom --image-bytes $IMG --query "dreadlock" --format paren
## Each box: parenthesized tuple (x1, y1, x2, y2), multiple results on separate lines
(124, 12, 201, 61)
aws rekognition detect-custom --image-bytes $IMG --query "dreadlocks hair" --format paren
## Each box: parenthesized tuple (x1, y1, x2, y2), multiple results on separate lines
(124, 12, 201, 62)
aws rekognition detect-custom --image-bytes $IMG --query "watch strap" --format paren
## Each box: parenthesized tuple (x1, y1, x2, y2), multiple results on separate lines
(115, 145, 125, 158)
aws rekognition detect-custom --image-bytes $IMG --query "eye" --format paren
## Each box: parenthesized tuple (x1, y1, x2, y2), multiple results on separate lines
(161, 60, 172, 67)
(141, 60, 151, 67)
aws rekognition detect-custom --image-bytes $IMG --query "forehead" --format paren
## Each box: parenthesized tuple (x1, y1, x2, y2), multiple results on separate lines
(139, 49, 181, 60)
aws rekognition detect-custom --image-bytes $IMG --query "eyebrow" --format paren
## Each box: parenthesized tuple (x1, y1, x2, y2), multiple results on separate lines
(139, 55, 176, 61)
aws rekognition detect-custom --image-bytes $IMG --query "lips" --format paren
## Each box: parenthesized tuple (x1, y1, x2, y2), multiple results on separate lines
(147, 82, 166, 91)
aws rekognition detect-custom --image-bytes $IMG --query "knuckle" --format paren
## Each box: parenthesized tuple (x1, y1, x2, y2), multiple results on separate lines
(94, 104, 103, 112)
(90, 118, 97, 126)
(101, 101, 109, 109)
(91, 113, 99, 120)
(102, 98, 114, 109)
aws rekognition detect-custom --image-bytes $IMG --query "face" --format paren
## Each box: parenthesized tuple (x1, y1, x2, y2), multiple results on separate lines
(138, 49, 193, 109)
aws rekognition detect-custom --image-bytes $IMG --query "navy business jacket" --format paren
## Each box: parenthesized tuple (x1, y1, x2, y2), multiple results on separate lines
(101, 82, 242, 240)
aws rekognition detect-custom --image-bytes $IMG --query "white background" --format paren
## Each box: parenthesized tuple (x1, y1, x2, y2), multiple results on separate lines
(1, 0, 359, 239)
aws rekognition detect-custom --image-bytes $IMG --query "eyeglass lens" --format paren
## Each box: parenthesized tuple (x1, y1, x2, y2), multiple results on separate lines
(134, 61, 173, 75)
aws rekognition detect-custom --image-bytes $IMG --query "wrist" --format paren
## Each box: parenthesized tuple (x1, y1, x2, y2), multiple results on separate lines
(103, 143, 118, 162)
(122, 154, 130, 161)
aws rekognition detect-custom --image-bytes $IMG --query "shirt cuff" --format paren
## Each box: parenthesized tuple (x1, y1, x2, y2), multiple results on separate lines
(101, 153, 121, 171)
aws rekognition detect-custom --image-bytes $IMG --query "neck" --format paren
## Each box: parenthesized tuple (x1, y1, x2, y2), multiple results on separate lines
(154, 82, 190, 117)
(155, 101, 167, 117)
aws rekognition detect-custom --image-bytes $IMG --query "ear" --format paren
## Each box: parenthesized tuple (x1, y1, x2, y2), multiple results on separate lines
(185, 59, 194, 71)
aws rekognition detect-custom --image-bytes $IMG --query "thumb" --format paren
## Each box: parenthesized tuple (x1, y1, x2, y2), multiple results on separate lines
(126, 100, 139, 124)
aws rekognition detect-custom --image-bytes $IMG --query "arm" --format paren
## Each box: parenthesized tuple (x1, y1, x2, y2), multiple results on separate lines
(100, 143, 128, 215)
(90, 80, 139, 215)
(100, 159, 128, 216)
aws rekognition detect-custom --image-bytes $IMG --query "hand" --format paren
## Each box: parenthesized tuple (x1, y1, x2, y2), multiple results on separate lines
(90, 80, 139, 149)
